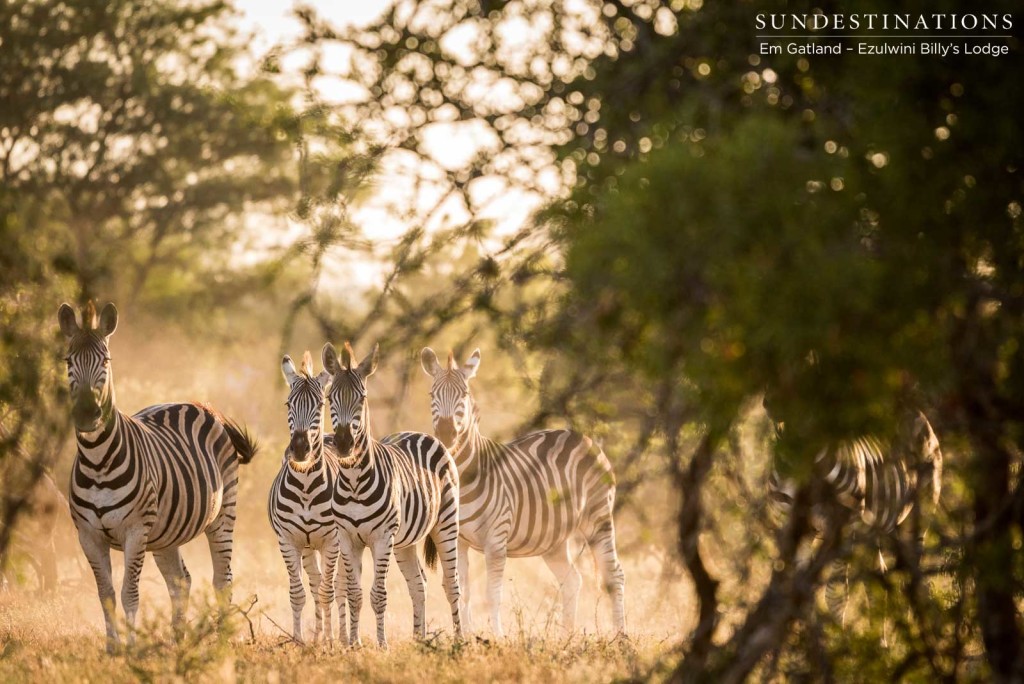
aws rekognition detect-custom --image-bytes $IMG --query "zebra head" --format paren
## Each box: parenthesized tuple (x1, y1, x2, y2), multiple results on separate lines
(322, 341, 378, 459)
(420, 347, 480, 449)
(908, 411, 944, 504)
(281, 351, 331, 471)
(58, 301, 118, 434)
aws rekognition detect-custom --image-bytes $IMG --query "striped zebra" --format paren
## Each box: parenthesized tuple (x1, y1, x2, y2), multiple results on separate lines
(767, 409, 943, 623)
(323, 342, 462, 647)
(421, 348, 626, 636)
(269, 351, 340, 643)
(58, 302, 257, 652)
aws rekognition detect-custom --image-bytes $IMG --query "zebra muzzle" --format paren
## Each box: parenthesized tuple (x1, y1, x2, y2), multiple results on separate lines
(334, 427, 354, 456)
(288, 432, 311, 461)
(435, 418, 457, 448)
(72, 393, 103, 431)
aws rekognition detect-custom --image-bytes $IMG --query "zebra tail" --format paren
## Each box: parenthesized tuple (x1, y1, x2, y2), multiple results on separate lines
(424, 536, 438, 571)
(223, 418, 259, 465)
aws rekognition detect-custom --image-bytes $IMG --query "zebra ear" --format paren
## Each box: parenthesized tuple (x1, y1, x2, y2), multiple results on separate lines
(357, 343, 379, 379)
(281, 355, 300, 386)
(98, 303, 118, 338)
(420, 348, 440, 377)
(461, 348, 481, 380)
(58, 303, 79, 338)
(322, 343, 341, 375)
(315, 370, 332, 391)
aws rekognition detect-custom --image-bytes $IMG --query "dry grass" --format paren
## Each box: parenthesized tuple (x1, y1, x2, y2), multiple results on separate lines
(0, 587, 673, 683)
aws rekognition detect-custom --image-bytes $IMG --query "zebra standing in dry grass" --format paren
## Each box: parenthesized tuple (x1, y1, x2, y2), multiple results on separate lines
(767, 409, 943, 623)
(421, 348, 626, 636)
(323, 342, 462, 647)
(59, 302, 257, 652)
(269, 352, 340, 643)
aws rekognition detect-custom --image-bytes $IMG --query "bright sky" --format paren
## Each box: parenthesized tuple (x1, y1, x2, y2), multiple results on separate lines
(232, 0, 390, 50)
(230, 0, 552, 288)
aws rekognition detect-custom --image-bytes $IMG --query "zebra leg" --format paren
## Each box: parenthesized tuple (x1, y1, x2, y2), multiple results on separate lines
(277, 539, 306, 642)
(433, 527, 463, 640)
(120, 532, 148, 646)
(301, 548, 323, 643)
(339, 533, 364, 647)
(825, 558, 850, 627)
(542, 543, 582, 633)
(394, 545, 426, 639)
(152, 548, 192, 631)
(369, 534, 395, 648)
(483, 539, 508, 637)
(585, 509, 626, 633)
(458, 538, 473, 634)
(204, 502, 236, 606)
(318, 534, 340, 644)
(78, 529, 119, 653)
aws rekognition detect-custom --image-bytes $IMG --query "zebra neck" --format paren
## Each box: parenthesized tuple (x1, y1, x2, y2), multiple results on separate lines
(451, 422, 488, 474)
(338, 440, 375, 470)
(75, 410, 130, 468)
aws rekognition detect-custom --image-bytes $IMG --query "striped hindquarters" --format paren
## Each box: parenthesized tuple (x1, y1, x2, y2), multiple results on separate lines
(768, 436, 919, 534)
(474, 429, 615, 557)
(377, 432, 456, 549)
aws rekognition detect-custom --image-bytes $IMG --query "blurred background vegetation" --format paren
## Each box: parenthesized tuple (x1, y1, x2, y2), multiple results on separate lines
(1, 0, 1022, 680)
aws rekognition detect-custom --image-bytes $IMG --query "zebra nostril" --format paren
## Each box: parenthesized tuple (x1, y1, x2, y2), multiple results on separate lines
(334, 426, 354, 454)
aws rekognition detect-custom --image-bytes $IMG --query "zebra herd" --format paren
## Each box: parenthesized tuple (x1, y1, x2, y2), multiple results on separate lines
(56, 301, 944, 651)
(58, 302, 625, 650)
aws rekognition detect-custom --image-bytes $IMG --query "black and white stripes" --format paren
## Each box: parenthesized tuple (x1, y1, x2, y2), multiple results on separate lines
(421, 348, 626, 635)
(324, 342, 463, 647)
(767, 410, 943, 621)
(268, 351, 340, 643)
(59, 302, 257, 653)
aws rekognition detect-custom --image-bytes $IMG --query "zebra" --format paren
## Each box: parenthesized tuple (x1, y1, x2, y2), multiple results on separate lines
(269, 351, 340, 643)
(767, 408, 943, 624)
(323, 341, 462, 647)
(420, 347, 626, 636)
(58, 301, 257, 652)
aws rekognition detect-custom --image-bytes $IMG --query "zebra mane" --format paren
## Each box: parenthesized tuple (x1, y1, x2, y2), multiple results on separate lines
(82, 300, 98, 331)
(301, 350, 314, 377)
(342, 341, 356, 370)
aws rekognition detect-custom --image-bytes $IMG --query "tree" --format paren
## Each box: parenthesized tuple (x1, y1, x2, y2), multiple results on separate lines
(0, 0, 299, 308)
(0, 0, 308, 569)
(297, 0, 1024, 678)
(552, 0, 1024, 679)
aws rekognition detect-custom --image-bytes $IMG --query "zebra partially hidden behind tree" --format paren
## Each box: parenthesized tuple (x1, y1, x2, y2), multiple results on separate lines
(58, 302, 258, 652)
(766, 405, 943, 625)
(323, 342, 462, 647)
(269, 352, 340, 643)
(421, 348, 626, 636)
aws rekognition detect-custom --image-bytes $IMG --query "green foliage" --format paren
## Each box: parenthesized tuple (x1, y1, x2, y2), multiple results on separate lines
(0, 0, 299, 307)
(549, 0, 1024, 678)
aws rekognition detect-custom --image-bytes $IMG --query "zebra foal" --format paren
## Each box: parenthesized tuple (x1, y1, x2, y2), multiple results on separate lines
(421, 348, 626, 636)
(324, 342, 462, 647)
(58, 302, 257, 652)
(269, 351, 340, 643)
(767, 409, 943, 623)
